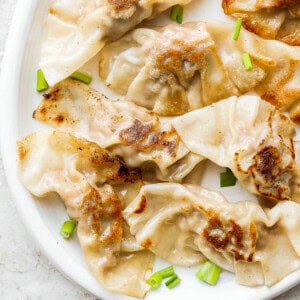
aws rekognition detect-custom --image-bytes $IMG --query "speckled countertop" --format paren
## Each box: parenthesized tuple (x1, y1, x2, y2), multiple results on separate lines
(0, 1, 300, 300)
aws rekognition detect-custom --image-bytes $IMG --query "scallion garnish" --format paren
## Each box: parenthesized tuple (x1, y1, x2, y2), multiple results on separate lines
(233, 17, 243, 41)
(146, 265, 178, 289)
(146, 272, 163, 290)
(242, 53, 253, 71)
(60, 219, 77, 239)
(36, 69, 49, 92)
(156, 265, 175, 278)
(165, 274, 181, 289)
(170, 5, 183, 24)
(220, 167, 237, 187)
(196, 261, 221, 285)
(70, 71, 92, 84)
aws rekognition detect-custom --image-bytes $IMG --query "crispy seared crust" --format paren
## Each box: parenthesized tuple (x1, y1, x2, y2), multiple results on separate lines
(81, 186, 123, 242)
(202, 209, 257, 262)
(222, 0, 300, 46)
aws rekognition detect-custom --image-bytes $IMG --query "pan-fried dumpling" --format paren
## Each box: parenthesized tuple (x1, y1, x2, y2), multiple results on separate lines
(124, 182, 300, 287)
(33, 78, 204, 181)
(172, 95, 298, 202)
(222, 0, 300, 46)
(125, 183, 207, 267)
(99, 21, 300, 120)
(40, 0, 193, 86)
(99, 22, 238, 116)
(17, 130, 154, 298)
(205, 21, 300, 118)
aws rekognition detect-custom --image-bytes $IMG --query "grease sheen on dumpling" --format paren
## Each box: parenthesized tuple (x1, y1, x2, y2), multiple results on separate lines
(40, 0, 193, 86)
(17, 130, 154, 298)
(172, 95, 298, 202)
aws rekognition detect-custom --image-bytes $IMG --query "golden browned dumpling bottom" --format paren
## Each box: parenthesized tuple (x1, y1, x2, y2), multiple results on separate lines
(222, 0, 300, 46)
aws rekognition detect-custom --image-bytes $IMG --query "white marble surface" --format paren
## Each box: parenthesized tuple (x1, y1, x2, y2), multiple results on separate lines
(1, 1, 300, 300)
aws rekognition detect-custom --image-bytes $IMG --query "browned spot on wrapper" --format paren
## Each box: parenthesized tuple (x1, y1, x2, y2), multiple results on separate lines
(134, 195, 147, 214)
(109, 0, 137, 11)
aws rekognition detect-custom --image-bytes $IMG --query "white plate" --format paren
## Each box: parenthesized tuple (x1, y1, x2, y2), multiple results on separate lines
(1, 0, 300, 299)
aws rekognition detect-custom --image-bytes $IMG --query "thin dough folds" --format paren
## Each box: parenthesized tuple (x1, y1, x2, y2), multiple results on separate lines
(17, 130, 154, 298)
(124, 182, 300, 287)
(99, 21, 300, 120)
(40, 0, 193, 85)
(172, 95, 298, 202)
(33, 79, 204, 181)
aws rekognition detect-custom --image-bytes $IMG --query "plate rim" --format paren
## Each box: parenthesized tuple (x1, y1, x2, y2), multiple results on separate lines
(0, 1, 132, 299)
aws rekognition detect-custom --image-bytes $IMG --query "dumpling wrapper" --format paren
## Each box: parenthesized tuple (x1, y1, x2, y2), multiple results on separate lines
(222, 0, 300, 46)
(99, 22, 238, 116)
(124, 182, 300, 287)
(33, 78, 204, 182)
(172, 95, 298, 202)
(40, 0, 193, 86)
(205, 21, 300, 122)
(98, 21, 300, 121)
(17, 129, 155, 298)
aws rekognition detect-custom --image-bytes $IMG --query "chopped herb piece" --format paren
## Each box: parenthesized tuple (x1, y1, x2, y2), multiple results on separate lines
(196, 261, 221, 285)
(157, 265, 175, 278)
(242, 53, 253, 71)
(36, 69, 49, 92)
(165, 274, 181, 289)
(70, 71, 92, 84)
(60, 219, 77, 239)
(146, 272, 163, 290)
(220, 168, 237, 187)
(146, 265, 176, 290)
(170, 5, 179, 21)
(233, 17, 243, 41)
(170, 5, 183, 24)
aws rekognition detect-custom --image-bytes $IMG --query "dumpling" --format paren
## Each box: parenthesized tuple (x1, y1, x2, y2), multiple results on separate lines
(40, 0, 193, 86)
(124, 182, 300, 287)
(205, 21, 300, 118)
(99, 22, 238, 116)
(33, 78, 204, 181)
(172, 95, 298, 202)
(98, 21, 300, 121)
(222, 0, 300, 46)
(125, 183, 207, 267)
(17, 129, 155, 298)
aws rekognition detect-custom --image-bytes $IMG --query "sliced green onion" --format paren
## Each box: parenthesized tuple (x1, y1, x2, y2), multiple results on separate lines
(146, 265, 176, 289)
(70, 71, 92, 84)
(170, 5, 183, 24)
(233, 17, 243, 41)
(170, 5, 179, 21)
(242, 53, 253, 71)
(156, 265, 175, 278)
(60, 219, 77, 239)
(220, 168, 237, 187)
(36, 69, 49, 92)
(165, 274, 181, 289)
(196, 261, 221, 285)
(146, 272, 163, 290)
